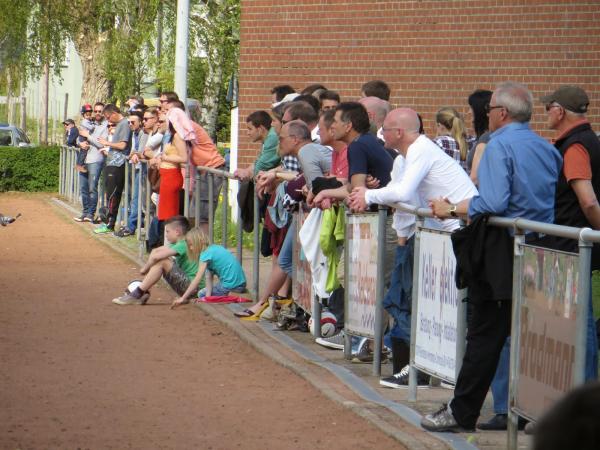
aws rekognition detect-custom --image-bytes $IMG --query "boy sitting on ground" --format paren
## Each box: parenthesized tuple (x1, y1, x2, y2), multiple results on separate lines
(112, 216, 202, 305)
(171, 228, 246, 308)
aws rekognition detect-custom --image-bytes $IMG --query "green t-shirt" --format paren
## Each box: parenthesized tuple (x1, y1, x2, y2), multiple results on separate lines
(253, 127, 281, 175)
(170, 239, 199, 279)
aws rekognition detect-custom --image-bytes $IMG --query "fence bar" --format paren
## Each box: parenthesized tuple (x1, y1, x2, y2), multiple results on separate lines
(574, 233, 592, 385)
(196, 166, 236, 179)
(343, 207, 352, 360)
(252, 190, 260, 301)
(194, 168, 201, 228)
(236, 194, 243, 264)
(507, 230, 525, 450)
(183, 163, 190, 217)
(59, 147, 64, 196)
(222, 177, 228, 247)
(372, 206, 388, 376)
(408, 216, 425, 402)
(208, 172, 215, 243)
(136, 165, 143, 238)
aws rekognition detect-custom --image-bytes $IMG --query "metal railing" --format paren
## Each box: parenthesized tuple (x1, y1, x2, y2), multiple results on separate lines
(58, 149, 259, 296)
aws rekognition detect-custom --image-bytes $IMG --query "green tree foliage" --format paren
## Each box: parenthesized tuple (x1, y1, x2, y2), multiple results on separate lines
(0, 0, 239, 141)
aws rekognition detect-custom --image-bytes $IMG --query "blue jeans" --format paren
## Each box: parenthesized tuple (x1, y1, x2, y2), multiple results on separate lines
(383, 237, 415, 348)
(198, 282, 246, 298)
(491, 282, 599, 415)
(79, 162, 103, 218)
(127, 166, 146, 231)
(278, 220, 295, 276)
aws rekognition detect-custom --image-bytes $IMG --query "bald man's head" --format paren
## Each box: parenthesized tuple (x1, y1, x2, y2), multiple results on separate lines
(358, 96, 390, 126)
(385, 108, 421, 134)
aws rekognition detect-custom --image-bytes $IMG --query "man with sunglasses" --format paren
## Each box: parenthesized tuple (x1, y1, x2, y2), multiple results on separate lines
(542, 85, 600, 380)
(116, 112, 146, 237)
(425, 82, 562, 433)
(75, 102, 108, 223)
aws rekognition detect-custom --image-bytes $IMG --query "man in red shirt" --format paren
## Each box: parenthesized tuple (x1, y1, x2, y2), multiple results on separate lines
(543, 84, 600, 380)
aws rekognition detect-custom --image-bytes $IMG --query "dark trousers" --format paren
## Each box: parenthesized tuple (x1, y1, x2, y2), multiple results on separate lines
(104, 165, 125, 229)
(450, 299, 512, 428)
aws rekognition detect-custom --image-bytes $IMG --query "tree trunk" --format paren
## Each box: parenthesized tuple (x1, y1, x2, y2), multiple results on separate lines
(40, 62, 49, 145)
(73, 34, 110, 105)
(199, 47, 224, 141)
(6, 69, 14, 124)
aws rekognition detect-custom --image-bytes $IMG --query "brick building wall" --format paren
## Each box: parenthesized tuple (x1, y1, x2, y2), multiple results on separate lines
(237, 0, 600, 167)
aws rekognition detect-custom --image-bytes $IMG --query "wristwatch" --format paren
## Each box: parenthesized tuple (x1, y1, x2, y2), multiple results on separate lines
(448, 204, 458, 217)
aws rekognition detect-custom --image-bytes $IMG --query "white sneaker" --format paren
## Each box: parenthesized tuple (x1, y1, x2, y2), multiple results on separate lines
(315, 330, 345, 349)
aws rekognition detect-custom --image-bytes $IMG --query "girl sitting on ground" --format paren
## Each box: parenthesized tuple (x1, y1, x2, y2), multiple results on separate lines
(171, 229, 247, 308)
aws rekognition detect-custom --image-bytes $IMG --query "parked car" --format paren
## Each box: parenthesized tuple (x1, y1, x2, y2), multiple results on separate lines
(0, 124, 32, 147)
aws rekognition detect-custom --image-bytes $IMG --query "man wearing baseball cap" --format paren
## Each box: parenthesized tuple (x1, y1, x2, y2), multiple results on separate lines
(62, 118, 78, 147)
(542, 84, 599, 380)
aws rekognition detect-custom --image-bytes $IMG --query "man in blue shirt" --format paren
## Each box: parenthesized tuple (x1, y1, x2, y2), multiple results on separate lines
(424, 82, 562, 432)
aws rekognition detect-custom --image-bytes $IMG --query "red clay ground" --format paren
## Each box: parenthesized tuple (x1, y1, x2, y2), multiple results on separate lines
(0, 193, 407, 450)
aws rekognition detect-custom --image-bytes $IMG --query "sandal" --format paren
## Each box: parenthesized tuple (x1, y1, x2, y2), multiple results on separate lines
(235, 301, 270, 319)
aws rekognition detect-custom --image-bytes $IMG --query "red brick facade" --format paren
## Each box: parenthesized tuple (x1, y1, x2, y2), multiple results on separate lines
(238, 0, 600, 166)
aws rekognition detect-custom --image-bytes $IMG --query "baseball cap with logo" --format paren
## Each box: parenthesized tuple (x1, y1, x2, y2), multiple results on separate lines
(80, 103, 93, 114)
(540, 85, 589, 114)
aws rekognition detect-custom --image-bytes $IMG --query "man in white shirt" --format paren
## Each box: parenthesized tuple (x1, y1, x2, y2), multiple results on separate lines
(348, 108, 478, 230)
(348, 107, 478, 385)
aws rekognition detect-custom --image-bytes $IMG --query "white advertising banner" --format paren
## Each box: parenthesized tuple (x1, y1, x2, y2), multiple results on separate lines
(292, 209, 313, 314)
(414, 230, 461, 382)
(345, 213, 379, 338)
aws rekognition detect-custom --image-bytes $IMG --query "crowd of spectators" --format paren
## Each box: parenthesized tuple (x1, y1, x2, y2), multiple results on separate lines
(63, 79, 600, 438)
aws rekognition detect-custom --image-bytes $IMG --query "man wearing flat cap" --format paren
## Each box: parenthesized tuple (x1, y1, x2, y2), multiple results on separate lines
(542, 84, 600, 380)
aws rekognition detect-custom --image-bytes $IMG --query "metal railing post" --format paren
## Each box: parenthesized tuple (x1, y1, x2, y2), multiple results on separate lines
(372, 205, 388, 376)
(222, 177, 228, 247)
(136, 164, 143, 236)
(69, 149, 75, 203)
(253, 190, 260, 301)
(140, 169, 150, 259)
(574, 233, 592, 385)
(183, 162, 190, 217)
(408, 217, 425, 402)
(507, 228, 525, 450)
(208, 172, 214, 243)
(194, 168, 201, 228)
(59, 146, 64, 196)
(236, 187, 243, 264)
(343, 207, 352, 360)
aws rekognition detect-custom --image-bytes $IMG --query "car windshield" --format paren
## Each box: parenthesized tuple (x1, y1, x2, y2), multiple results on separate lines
(0, 130, 13, 146)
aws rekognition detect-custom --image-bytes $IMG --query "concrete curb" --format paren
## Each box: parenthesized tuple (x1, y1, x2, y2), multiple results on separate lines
(51, 196, 478, 450)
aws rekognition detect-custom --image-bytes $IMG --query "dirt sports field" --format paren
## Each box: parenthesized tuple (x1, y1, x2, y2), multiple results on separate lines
(0, 193, 408, 450)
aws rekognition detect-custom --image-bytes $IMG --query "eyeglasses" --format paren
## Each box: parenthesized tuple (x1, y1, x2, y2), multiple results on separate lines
(128, 121, 137, 125)
(484, 103, 505, 113)
(279, 134, 291, 140)
(381, 126, 401, 133)
(545, 103, 562, 112)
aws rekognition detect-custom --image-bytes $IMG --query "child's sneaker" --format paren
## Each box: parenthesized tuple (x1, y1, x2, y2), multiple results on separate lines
(93, 224, 112, 234)
(112, 292, 150, 305)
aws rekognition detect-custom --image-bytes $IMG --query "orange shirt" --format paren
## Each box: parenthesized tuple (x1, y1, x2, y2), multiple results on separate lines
(553, 119, 592, 182)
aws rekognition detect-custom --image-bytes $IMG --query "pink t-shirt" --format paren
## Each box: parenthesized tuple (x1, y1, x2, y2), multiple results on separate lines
(330, 145, 348, 179)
